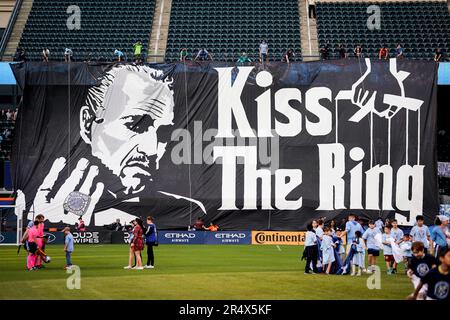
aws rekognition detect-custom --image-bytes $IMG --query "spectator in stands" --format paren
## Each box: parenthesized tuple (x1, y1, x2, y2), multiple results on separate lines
(14, 48, 27, 62)
(75, 216, 86, 231)
(0, 110, 6, 121)
(113, 218, 122, 231)
(354, 45, 362, 58)
(133, 41, 143, 63)
(3, 128, 11, 139)
(64, 48, 73, 63)
(6, 109, 13, 121)
(434, 48, 443, 62)
(338, 44, 347, 59)
(378, 45, 389, 60)
(283, 48, 295, 63)
(308, 0, 316, 19)
(195, 48, 213, 61)
(180, 48, 188, 62)
(396, 44, 404, 59)
(237, 51, 252, 65)
(205, 222, 219, 232)
(194, 217, 205, 230)
(42, 48, 50, 62)
(319, 43, 329, 60)
(231, 65, 239, 85)
(259, 40, 269, 63)
(114, 49, 125, 62)
(13, 108, 18, 121)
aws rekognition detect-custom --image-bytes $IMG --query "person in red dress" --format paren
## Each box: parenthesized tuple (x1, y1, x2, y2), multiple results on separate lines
(124, 218, 144, 270)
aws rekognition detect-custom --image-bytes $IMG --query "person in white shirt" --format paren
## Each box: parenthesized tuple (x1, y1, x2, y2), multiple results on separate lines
(391, 219, 404, 273)
(259, 40, 269, 63)
(302, 222, 318, 274)
(42, 48, 50, 62)
(315, 219, 324, 240)
(64, 48, 73, 63)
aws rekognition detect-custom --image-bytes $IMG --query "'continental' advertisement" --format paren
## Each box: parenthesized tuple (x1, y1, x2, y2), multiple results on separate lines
(251, 231, 305, 245)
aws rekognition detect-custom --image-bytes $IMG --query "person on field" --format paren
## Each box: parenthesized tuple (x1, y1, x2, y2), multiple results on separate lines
(124, 218, 144, 270)
(144, 216, 157, 269)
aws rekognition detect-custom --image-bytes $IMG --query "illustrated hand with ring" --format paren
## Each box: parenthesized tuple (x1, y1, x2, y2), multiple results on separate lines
(17, 157, 105, 225)
(336, 58, 424, 122)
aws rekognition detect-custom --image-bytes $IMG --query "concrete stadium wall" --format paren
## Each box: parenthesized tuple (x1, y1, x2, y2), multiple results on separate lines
(0, 0, 15, 29)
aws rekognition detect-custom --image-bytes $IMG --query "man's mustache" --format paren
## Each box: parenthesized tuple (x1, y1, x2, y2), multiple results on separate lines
(123, 153, 159, 172)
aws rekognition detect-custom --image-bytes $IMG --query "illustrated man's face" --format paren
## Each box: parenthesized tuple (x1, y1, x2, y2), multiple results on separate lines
(89, 69, 174, 194)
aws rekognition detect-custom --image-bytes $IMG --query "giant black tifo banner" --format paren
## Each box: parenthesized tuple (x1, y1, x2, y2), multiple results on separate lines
(11, 59, 439, 230)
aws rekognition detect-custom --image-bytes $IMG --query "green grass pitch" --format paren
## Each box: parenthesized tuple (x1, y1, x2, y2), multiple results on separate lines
(0, 244, 413, 299)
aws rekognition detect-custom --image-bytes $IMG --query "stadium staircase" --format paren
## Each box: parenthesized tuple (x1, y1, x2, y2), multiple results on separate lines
(147, 0, 172, 63)
(164, 0, 302, 62)
(299, 0, 319, 61)
(14, 0, 156, 61)
(316, 0, 450, 59)
(2, 0, 33, 61)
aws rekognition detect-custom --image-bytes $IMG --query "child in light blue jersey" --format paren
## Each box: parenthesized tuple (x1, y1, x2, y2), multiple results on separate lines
(391, 219, 404, 274)
(321, 227, 336, 274)
(363, 220, 381, 273)
(351, 231, 365, 276)
(410, 215, 431, 254)
(382, 225, 395, 275)
(400, 234, 413, 273)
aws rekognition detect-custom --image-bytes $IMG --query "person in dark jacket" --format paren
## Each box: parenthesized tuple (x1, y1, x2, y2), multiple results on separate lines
(144, 216, 157, 269)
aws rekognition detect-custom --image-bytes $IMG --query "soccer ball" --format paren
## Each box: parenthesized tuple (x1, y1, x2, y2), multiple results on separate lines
(44, 256, 51, 263)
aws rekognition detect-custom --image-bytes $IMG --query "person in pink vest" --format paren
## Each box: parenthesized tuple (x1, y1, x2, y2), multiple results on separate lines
(35, 216, 46, 268)
(25, 221, 39, 270)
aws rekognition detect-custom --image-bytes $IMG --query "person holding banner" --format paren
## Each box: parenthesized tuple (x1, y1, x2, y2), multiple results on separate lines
(302, 223, 318, 274)
(321, 227, 336, 275)
(350, 231, 365, 276)
(382, 225, 395, 275)
(391, 219, 404, 273)
(342, 214, 363, 255)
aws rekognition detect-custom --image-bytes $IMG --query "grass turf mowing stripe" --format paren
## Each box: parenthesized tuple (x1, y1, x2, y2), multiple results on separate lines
(0, 244, 413, 299)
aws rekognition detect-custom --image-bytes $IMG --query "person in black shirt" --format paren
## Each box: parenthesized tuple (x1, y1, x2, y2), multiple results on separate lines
(283, 48, 295, 63)
(320, 44, 329, 60)
(144, 216, 157, 269)
(338, 44, 347, 59)
(434, 48, 443, 62)
(407, 241, 437, 299)
(409, 247, 450, 300)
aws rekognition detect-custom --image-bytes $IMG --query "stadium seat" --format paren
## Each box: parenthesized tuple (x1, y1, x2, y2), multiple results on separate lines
(316, 1, 450, 60)
(165, 0, 302, 62)
(18, 0, 156, 61)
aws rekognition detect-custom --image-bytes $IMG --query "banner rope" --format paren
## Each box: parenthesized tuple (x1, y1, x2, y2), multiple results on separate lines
(182, 61, 193, 225)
